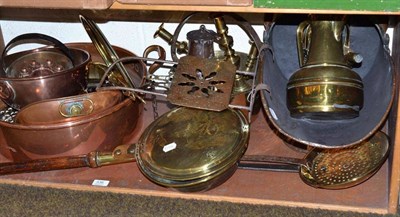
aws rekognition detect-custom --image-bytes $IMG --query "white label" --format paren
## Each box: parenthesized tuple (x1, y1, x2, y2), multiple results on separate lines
(269, 107, 278, 120)
(92, 179, 110, 187)
(163, 142, 177, 153)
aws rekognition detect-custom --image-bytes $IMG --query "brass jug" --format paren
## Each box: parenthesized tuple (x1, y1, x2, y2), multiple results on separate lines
(287, 18, 364, 120)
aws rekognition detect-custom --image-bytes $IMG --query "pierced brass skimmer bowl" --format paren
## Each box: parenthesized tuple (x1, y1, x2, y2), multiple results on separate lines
(136, 106, 249, 191)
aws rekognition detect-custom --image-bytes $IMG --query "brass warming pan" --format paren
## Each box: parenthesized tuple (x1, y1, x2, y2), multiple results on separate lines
(134, 107, 249, 191)
(0, 107, 249, 192)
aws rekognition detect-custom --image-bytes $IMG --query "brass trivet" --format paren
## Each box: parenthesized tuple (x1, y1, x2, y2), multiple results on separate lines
(167, 55, 236, 111)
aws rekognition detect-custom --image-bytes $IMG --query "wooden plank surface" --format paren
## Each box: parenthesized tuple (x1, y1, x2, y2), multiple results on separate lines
(0, 98, 391, 214)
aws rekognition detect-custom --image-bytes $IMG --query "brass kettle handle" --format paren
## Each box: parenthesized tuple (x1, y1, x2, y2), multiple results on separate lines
(296, 21, 311, 67)
(297, 21, 360, 67)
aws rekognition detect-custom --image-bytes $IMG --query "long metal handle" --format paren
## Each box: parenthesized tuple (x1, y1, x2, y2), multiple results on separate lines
(238, 162, 299, 172)
(239, 155, 306, 172)
(241, 155, 306, 165)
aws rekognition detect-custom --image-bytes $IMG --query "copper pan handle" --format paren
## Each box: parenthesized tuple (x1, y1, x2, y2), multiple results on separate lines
(1, 33, 75, 73)
(0, 144, 136, 175)
(0, 81, 14, 103)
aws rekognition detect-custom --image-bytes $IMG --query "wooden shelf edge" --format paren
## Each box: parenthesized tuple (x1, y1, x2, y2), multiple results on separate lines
(110, 2, 400, 15)
(0, 178, 389, 215)
(388, 18, 400, 214)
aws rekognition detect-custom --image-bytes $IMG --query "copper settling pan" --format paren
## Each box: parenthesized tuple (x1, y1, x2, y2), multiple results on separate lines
(0, 93, 142, 161)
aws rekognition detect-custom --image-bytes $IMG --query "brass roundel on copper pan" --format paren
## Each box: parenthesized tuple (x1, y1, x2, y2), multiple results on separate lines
(15, 90, 123, 125)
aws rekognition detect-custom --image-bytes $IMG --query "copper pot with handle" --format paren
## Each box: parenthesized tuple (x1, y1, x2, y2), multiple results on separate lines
(0, 33, 90, 109)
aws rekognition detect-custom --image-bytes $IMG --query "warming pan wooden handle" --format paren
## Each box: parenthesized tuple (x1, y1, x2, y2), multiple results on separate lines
(0, 154, 92, 175)
(0, 144, 136, 175)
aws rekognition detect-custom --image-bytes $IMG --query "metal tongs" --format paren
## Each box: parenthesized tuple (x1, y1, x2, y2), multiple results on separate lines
(79, 15, 138, 97)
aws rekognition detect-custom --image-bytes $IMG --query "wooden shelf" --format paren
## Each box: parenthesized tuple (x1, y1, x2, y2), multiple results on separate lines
(0, 99, 393, 214)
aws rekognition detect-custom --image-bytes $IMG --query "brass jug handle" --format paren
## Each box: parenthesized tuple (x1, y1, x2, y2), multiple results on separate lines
(296, 21, 311, 67)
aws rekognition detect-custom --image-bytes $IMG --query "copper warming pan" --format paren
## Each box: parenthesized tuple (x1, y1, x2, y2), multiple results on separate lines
(0, 43, 146, 161)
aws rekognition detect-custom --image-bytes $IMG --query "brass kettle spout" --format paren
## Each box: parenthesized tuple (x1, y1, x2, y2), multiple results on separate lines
(154, 23, 188, 55)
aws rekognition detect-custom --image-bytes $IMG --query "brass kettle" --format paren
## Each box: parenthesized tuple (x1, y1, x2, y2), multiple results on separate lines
(287, 18, 364, 120)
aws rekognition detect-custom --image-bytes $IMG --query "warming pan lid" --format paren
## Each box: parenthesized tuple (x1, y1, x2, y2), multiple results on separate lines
(136, 107, 249, 181)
